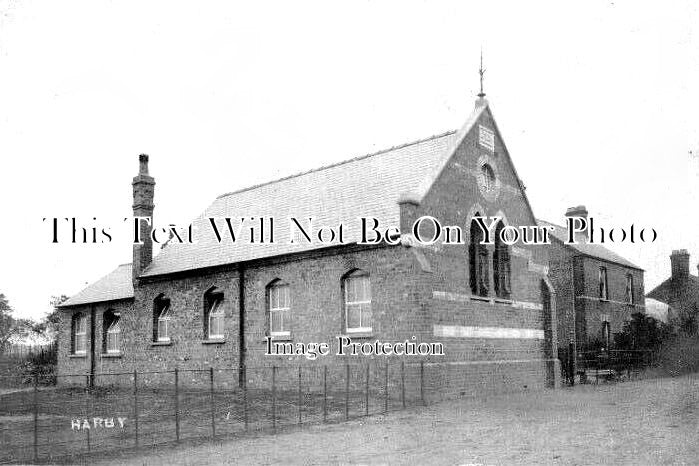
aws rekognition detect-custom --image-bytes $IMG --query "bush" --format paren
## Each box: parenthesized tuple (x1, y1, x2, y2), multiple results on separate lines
(614, 312, 674, 351)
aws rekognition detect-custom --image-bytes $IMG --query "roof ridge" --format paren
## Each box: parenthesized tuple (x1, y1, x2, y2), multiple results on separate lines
(216, 130, 457, 199)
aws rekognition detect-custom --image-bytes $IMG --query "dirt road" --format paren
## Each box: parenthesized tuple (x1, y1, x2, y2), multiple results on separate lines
(91, 375, 699, 465)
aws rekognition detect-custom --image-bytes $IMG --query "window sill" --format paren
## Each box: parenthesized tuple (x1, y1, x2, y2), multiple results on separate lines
(69, 354, 87, 359)
(202, 339, 226, 345)
(265, 334, 293, 342)
(469, 295, 491, 303)
(151, 341, 172, 347)
(338, 332, 374, 339)
(101, 352, 122, 358)
(493, 298, 513, 304)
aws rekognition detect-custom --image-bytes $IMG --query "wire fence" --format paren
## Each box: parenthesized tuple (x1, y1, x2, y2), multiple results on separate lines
(0, 361, 433, 464)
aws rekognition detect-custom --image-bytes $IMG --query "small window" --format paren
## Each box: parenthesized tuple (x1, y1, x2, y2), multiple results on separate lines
(343, 271, 372, 333)
(153, 295, 171, 342)
(72, 313, 87, 354)
(481, 164, 496, 191)
(599, 267, 609, 300)
(625, 274, 634, 304)
(102, 310, 121, 354)
(268, 281, 290, 337)
(205, 288, 224, 340)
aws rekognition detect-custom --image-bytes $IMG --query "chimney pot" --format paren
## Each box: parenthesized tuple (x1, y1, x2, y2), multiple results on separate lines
(139, 154, 149, 175)
(565, 205, 588, 219)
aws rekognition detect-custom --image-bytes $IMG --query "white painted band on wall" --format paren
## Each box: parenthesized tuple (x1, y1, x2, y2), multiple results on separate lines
(434, 324, 545, 340)
(432, 291, 543, 310)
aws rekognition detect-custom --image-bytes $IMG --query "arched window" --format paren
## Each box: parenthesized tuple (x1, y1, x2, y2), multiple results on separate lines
(103, 309, 121, 354)
(343, 270, 372, 333)
(493, 221, 511, 299)
(267, 280, 290, 337)
(469, 216, 489, 297)
(153, 294, 171, 342)
(481, 164, 496, 191)
(204, 287, 224, 340)
(71, 313, 87, 355)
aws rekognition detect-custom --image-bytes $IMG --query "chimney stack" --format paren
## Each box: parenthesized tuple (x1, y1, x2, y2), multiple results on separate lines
(670, 249, 690, 281)
(132, 154, 155, 282)
(565, 205, 588, 219)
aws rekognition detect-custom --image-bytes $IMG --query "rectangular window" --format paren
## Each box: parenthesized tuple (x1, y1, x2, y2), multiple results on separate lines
(208, 299, 224, 339)
(345, 274, 372, 333)
(157, 305, 171, 342)
(599, 267, 609, 300)
(269, 284, 290, 336)
(106, 317, 121, 354)
(74, 314, 87, 354)
(625, 274, 634, 304)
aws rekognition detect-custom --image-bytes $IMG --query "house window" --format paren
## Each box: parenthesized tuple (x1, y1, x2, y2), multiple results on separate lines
(72, 313, 87, 355)
(599, 267, 609, 300)
(625, 274, 634, 304)
(204, 287, 224, 340)
(343, 270, 372, 333)
(153, 295, 171, 342)
(103, 310, 121, 354)
(268, 281, 290, 337)
(469, 216, 489, 297)
(493, 221, 511, 299)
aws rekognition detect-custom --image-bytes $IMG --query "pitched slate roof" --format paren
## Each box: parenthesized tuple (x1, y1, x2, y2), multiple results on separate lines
(59, 264, 134, 308)
(142, 104, 488, 277)
(537, 219, 643, 270)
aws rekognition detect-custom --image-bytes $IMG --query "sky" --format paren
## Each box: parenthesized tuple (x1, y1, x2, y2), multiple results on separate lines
(0, 1, 697, 321)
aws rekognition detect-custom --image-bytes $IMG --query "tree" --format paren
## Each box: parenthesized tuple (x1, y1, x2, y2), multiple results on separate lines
(0, 293, 17, 349)
(614, 312, 674, 350)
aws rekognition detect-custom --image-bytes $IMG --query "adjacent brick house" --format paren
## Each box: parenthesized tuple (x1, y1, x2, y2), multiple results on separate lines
(647, 249, 699, 332)
(540, 206, 645, 357)
(57, 96, 560, 395)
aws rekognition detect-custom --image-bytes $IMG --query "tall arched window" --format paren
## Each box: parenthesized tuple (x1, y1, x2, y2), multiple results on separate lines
(153, 294, 171, 342)
(469, 216, 489, 297)
(493, 221, 511, 299)
(267, 280, 290, 337)
(204, 287, 224, 340)
(103, 309, 121, 354)
(343, 270, 372, 333)
(71, 313, 87, 355)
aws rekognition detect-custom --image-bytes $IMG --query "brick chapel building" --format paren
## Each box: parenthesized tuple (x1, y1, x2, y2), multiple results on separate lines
(539, 206, 645, 357)
(57, 95, 560, 395)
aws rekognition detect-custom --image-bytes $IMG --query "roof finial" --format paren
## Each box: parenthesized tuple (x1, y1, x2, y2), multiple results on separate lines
(478, 48, 486, 98)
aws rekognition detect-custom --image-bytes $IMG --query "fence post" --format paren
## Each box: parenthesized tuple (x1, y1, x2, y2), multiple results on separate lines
(33, 373, 38, 462)
(298, 365, 302, 425)
(323, 365, 327, 422)
(271, 366, 277, 430)
(420, 361, 426, 406)
(365, 364, 369, 416)
(384, 362, 389, 414)
(344, 364, 350, 420)
(85, 378, 91, 454)
(243, 370, 248, 431)
(174, 368, 180, 443)
(133, 370, 139, 448)
(401, 361, 406, 409)
(209, 367, 216, 440)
